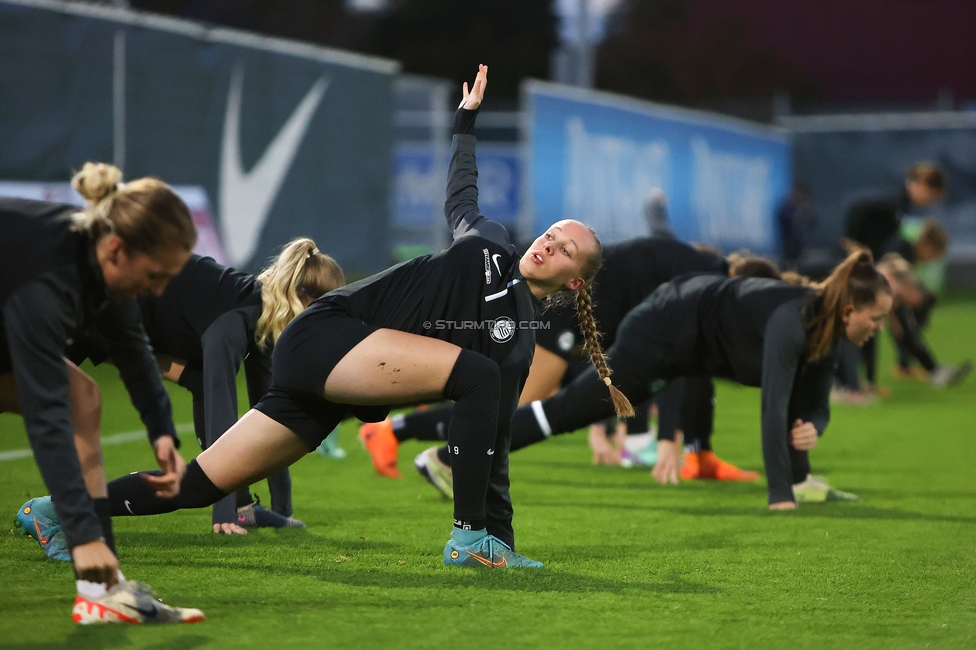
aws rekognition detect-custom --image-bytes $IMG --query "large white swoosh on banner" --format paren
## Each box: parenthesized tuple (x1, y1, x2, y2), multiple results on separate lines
(219, 65, 329, 266)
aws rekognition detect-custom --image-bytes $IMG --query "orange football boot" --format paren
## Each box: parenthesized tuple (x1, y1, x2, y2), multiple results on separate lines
(359, 418, 401, 478)
(679, 451, 700, 480)
(697, 450, 760, 481)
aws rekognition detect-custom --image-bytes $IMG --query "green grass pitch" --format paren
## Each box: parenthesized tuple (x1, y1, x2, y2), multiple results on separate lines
(1, 300, 974, 649)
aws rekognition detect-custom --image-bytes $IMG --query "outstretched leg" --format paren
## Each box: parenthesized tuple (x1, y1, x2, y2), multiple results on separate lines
(516, 347, 657, 445)
(110, 328, 504, 535)
(108, 410, 310, 517)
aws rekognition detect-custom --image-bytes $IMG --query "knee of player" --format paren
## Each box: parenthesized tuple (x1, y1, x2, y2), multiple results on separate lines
(73, 373, 102, 419)
(446, 350, 501, 401)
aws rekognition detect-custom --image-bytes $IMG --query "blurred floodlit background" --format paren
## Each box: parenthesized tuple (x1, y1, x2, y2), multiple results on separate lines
(2, 0, 975, 288)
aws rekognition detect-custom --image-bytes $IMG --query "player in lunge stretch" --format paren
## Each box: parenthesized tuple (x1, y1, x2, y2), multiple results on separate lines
(506, 251, 891, 508)
(53, 65, 630, 569)
(50, 239, 344, 536)
(360, 244, 779, 490)
(3, 164, 203, 624)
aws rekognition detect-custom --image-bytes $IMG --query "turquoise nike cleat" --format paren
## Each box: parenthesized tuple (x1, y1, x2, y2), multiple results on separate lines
(444, 531, 543, 569)
(16, 496, 71, 561)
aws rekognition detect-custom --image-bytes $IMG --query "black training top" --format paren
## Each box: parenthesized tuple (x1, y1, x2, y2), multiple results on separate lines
(621, 274, 837, 503)
(0, 197, 177, 548)
(138, 254, 271, 446)
(305, 107, 539, 438)
(138, 254, 262, 365)
(845, 188, 910, 261)
(536, 237, 728, 360)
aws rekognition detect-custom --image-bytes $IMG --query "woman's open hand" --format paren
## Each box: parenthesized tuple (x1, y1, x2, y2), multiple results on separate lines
(459, 64, 488, 110)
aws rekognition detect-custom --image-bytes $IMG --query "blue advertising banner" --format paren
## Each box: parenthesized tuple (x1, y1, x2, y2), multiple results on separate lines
(523, 81, 791, 254)
(393, 142, 521, 229)
(0, 0, 398, 274)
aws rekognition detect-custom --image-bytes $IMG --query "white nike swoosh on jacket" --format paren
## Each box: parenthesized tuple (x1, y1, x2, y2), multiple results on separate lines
(219, 65, 330, 267)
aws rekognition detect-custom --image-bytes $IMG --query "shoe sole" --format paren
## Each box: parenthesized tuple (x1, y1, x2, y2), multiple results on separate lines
(415, 455, 452, 500)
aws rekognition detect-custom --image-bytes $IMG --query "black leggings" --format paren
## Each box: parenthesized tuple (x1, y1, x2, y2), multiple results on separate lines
(892, 304, 937, 372)
(677, 377, 715, 451)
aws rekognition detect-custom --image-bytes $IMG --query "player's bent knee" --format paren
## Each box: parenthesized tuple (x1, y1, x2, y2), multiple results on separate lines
(443, 349, 501, 403)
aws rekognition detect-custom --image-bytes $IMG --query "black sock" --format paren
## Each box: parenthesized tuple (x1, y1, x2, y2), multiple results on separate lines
(394, 405, 453, 443)
(436, 445, 452, 467)
(454, 517, 487, 532)
(680, 377, 715, 451)
(93, 498, 116, 555)
(790, 447, 811, 484)
(108, 460, 228, 517)
(626, 400, 652, 433)
(541, 365, 650, 436)
(443, 350, 500, 527)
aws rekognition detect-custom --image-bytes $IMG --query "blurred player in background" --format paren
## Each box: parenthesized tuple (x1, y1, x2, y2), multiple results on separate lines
(876, 253, 971, 388)
(776, 182, 817, 270)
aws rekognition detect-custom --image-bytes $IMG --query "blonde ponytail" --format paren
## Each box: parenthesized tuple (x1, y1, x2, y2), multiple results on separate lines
(70, 161, 196, 254)
(255, 237, 345, 349)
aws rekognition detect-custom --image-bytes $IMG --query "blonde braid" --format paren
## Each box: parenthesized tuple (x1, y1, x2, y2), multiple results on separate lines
(576, 283, 635, 418)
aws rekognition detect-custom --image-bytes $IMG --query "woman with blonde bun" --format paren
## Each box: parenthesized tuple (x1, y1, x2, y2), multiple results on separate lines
(4, 162, 203, 624)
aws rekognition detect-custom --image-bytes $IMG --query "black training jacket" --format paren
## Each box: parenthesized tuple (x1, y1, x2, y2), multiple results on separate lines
(137, 254, 271, 443)
(0, 197, 177, 547)
(845, 188, 910, 261)
(139, 254, 271, 523)
(627, 274, 837, 503)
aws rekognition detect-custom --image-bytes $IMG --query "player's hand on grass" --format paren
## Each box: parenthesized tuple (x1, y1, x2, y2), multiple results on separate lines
(459, 64, 487, 110)
(790, 419, 819, 451)
(72, 539, 119, 587)
(769, 501, 797, 511)
(588, 423, 620, 465)
(214, 522, 248, 535)
(652, 439, 681, 485)
(143, 434, 186, 498)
